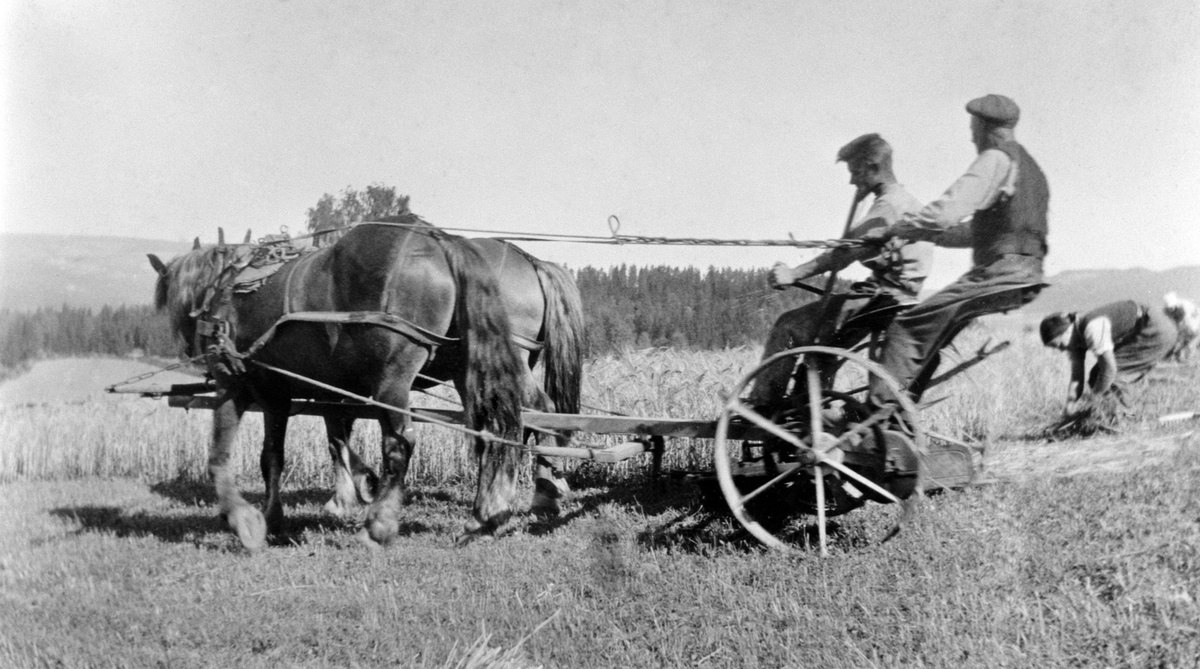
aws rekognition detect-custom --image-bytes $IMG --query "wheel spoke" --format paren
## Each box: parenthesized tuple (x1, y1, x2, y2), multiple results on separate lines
(806, 365, 823, 449)
(738, 461, 805, 506)
(728, 402, 809, 451)
(810, 450, 902, 504)
(829, 404, 895, 452)
(807, 365, 828, 556)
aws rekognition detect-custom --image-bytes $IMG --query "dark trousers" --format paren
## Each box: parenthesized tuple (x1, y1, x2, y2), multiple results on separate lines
(747, 292, 908, 406)
(1111, 306, 1176, 383)
(868, 254, 1045, 405)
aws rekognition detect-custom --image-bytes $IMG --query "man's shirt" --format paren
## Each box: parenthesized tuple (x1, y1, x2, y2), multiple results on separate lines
(852, 183, 933, 299)
(895, 149, 1017, 245)
(1081, 317, 1114, 357)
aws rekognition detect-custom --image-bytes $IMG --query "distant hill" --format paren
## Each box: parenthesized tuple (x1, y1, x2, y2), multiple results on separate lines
(0, 233, 192, 311)
(1029, 266, 1200, 315)
(2, 232, 1199, 315)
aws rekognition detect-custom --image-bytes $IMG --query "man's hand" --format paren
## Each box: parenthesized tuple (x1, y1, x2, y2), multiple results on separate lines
(767, 262, 797, 290)
(858, 225, 895, 245)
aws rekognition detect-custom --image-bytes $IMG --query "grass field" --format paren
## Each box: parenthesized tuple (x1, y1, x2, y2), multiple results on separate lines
(2, 323, 1199, 668)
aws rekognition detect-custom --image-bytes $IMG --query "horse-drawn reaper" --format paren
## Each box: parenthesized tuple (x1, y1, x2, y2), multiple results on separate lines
(122, 215, 1022, 554)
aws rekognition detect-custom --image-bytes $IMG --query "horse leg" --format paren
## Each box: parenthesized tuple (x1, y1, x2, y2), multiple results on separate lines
(210, 391, 267, 552)
(524, 377, 570, 517)
(323, 415, 379, 517)
(462, 427, 524, 541)
(532, 453, 571, 517)
(259, 400, 289, 534)
(363, 377, 420, 546)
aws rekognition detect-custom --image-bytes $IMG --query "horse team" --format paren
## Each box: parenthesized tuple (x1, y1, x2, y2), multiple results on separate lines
(148, 214, 584, 552)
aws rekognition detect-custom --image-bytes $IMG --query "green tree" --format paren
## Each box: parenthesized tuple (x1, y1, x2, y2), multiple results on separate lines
(305, 184, 412, 246)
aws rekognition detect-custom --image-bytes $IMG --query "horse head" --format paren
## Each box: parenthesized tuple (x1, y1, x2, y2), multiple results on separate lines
(148, 242, 252, 356)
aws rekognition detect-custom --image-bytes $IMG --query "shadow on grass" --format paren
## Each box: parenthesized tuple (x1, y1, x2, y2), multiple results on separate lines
(45, 502, 369, 549)
(526, 473, 847, 555)
(527, 474, 697, 537)
(633, 508, 871, 556)
(44, 502, 439, 550)
(43, 477, 455, 549)
(45, 504, 225, 547)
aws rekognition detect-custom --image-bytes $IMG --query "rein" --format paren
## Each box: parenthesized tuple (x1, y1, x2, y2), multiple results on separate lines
(300, 217, 866, 250)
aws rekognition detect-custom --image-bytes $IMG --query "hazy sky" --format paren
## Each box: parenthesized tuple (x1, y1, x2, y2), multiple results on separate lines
(3, 0, 1198, 288)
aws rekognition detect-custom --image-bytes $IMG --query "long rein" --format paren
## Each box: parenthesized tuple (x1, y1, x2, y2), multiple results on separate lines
(271, 217, 868, 251)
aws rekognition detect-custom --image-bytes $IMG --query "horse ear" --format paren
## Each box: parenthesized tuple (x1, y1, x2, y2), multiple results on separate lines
(147, 254, 168, 276)
(244, 229, 252, 243)
(217, 228, 226, 248)
(193, 237, 201, 250)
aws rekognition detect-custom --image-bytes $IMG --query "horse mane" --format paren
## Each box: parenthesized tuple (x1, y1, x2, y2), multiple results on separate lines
(154, 245, 254, 335)
(371, 211, 437, 228)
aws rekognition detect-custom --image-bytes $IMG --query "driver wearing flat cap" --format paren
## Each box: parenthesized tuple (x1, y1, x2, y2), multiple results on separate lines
(966, 93, 1020, 128)
(863, 94, 1049, 405)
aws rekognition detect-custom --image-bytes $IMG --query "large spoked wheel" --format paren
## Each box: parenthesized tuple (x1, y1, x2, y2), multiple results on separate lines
(714, 346, 926, 552)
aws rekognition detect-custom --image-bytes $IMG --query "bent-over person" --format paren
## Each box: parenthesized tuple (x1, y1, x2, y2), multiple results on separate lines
(744, 133, 932, 409)
(1039, 300, 1176, 415)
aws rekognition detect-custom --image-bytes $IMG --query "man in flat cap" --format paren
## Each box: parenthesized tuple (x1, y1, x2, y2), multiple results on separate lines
(745, 133, 932, 409)
(864, 94, 1049, 405)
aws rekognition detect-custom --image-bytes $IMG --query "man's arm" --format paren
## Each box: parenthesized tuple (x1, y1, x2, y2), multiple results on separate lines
(1088, 350, 1118, 395)
(771, 249, 873, 289)
(769, 202, 895, 288)
(934, 220, 974, 248)
(1066, 316, 1118, 411)
(1061, 348, 1089, 415)
(887, 150, 1012, 244)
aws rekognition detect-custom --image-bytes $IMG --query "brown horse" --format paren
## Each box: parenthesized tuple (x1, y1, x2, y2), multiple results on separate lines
(322, 226, 586, 519)
(148, 223, 527, 550)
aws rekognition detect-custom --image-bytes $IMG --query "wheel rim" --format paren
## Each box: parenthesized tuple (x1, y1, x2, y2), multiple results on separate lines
(713, 345, 926, 551)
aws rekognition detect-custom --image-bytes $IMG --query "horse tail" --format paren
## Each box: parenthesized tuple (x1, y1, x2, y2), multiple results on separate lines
(532, 260, 585, 415)
(439, 239, 525, 445)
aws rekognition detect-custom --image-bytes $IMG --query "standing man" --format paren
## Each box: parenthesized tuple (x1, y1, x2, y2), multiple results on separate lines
(1040, 300, 1175, 414)
(745, 133, 932, 409)
(865, 94, 1049, 405)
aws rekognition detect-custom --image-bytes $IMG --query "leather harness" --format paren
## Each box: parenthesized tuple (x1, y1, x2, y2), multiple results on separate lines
(192, 239, 543, 384)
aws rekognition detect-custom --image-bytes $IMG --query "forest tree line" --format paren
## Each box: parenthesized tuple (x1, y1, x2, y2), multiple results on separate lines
(0, 265, 829, 370)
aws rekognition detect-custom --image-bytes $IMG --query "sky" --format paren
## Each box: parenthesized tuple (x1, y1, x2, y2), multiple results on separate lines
(3, 0, 1198, 289)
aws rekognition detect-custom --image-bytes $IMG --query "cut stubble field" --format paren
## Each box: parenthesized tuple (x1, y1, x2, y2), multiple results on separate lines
(1, 325, 1199, 668)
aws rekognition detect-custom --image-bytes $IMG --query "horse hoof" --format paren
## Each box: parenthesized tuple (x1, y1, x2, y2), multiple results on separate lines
(229, 506, 267, 553)
(265, 508, 285, 535)
(323, 498, 345, 518)
(531, 477, 566, 517)
(529, 493, 562, 518)
(365, 510, 400, 546)
(454, 531, 479, 547)
(455, 519, 487, 547)
(355, 528, 383, 549)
